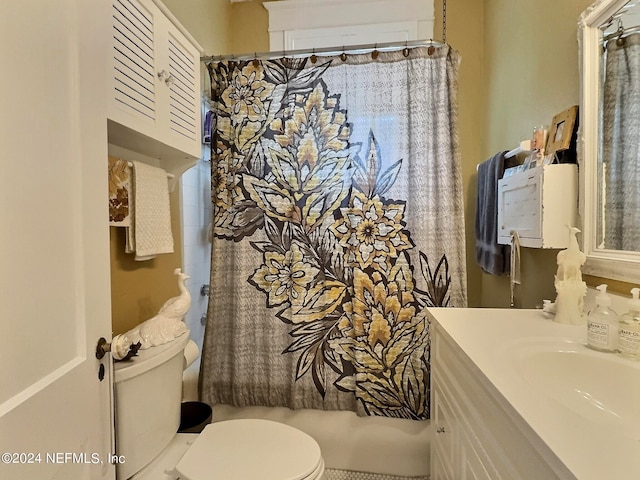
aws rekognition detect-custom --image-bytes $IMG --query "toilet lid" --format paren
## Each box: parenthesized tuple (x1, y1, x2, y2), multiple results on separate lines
(174, 419, 323, 480)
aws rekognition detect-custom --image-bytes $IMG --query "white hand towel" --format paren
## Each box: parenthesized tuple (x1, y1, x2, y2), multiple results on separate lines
(125, 161, 174, 260)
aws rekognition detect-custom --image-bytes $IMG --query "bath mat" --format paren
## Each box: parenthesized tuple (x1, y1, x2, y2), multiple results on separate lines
(324, 469, 429, 480)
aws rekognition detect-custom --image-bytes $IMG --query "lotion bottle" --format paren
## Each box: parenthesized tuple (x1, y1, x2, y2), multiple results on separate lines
(618, 288, 640, 360)
(586, 284, 618, 353)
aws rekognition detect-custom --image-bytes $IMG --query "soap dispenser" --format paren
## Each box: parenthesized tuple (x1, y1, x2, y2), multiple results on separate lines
(618, 288, 640, 360)
(586, 284, 619, 353)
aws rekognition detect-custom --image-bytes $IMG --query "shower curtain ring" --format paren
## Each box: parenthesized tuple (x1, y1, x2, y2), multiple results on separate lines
(310, 48, 317, 64)
(253, 53, 259, 67)
(340, 46, 347, 62)
(371, 43, 379, 60)
(616, 19, 626, 46)
(403, 41, 410, 57)
(428, 40, 436, 56)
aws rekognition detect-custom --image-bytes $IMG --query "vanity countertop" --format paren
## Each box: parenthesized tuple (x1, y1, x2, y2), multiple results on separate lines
(426, 307, 640, 480)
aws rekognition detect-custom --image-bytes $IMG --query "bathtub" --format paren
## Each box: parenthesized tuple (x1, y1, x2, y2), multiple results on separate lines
(183, 363, 431, 478)
(213, 405, 431, 478)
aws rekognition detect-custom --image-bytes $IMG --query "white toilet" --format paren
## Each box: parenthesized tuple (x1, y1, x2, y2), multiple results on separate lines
(113, 332, 325, 480)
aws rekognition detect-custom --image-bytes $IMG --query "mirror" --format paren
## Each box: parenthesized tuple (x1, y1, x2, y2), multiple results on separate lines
(579, 0, 640, 283)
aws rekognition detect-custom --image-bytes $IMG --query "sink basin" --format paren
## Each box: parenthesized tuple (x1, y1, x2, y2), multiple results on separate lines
(507, 339, 640, 440)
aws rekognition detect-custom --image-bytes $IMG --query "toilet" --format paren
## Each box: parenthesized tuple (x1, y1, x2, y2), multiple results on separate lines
(113, 332, 325, 480)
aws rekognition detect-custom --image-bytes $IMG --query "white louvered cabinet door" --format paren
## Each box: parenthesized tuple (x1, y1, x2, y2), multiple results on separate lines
(108, 0, 201, 163)
(109, 0, 159, 140)
(159, 21, 201, 158)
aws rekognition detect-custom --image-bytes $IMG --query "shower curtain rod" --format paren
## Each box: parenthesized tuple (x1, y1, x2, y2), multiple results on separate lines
(200, 39, 444, 63)
(602, 24, 640, 43)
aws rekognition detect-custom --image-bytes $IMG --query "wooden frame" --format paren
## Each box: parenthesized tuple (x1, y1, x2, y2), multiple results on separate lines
(545, 105, 578, 154)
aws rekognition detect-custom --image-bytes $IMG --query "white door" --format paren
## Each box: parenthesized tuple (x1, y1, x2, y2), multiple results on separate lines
(0, 1, 115, 479)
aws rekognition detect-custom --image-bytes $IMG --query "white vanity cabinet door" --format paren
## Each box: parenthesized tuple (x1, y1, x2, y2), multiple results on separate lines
(108, 0, 201, 165)
(431, 321, 573, 480)
(497, 164, 578, 248)
(432, 376, 502, 480)
(432, 378, 458, 479)
(459, 428, 497, 480)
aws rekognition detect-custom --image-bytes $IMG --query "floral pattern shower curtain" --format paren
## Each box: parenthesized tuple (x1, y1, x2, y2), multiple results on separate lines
(199, 46, 466, 420)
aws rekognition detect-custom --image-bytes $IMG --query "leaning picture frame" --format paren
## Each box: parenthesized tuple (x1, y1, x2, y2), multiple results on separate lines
(545, 105, 578, 155)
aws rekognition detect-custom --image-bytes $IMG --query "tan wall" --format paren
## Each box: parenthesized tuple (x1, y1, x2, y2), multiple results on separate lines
(110, 188, 183, 335)
(161, 0, 231, 54)
(480, 0, 595, 307)
(230, 0, 270, 55)
(434, 0, 485, 307)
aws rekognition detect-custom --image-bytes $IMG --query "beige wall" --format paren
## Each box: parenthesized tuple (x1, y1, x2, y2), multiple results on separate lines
(480, 0, 594, 307)
(161, 0, 232, 54)
(110, 188, 183, 335)
(230, 0, 270, 54)
(434, 0, 485, 308)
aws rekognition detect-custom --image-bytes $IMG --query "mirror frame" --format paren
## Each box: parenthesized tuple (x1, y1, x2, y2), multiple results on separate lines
(578, 0, 640, 283)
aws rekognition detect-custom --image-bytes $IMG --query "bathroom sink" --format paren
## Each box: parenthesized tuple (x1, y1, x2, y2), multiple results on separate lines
(506, 338, 640, 440)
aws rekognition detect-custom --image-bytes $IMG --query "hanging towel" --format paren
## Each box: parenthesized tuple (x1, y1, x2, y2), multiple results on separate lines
(475, 151, 510, 275)
(126, 161, 174, 261)
(108, 157, 131, 226)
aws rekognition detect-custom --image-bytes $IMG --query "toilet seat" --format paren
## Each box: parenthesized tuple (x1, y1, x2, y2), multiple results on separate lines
(174, 419, 324, 480)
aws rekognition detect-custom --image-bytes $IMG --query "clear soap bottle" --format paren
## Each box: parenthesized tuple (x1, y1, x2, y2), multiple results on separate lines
(586, 284, 619, 353)
(618, 288, 640, 360)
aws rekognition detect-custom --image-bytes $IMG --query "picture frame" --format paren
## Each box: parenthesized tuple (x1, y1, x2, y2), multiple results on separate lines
(545, 105, 578, 155)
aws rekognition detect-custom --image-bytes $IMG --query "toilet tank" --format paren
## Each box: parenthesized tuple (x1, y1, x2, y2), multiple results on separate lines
(113, 332, 190, 479)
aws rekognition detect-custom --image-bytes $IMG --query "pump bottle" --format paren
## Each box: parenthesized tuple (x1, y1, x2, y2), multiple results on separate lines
(586, 284, 619, 353)
(618, 288, 640, 360)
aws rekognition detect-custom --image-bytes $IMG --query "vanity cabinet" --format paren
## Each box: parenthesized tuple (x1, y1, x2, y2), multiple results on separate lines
(497, 164, 578, 248)
(108, 0, 202, 170)
(430, 320, 573, 480)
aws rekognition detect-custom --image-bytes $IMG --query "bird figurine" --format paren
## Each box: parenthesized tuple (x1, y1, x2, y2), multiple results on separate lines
(158, 268, 192, 320)
(110, 269, 191, 359)
(555, 226, 587, 282)
(553, 226, 587, 325)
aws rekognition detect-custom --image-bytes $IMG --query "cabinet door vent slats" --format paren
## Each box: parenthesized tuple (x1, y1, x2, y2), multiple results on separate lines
(168, 35, 197, 141)
(112, 0, 156, 121)
(113, 1, 153, 48)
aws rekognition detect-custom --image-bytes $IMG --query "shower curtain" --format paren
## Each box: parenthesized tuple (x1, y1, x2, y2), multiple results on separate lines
(199, 46, 466, 421)
(601, 34, 640, 251)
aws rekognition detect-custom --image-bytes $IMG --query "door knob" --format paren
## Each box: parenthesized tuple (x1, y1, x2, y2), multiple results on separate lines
(95, 337, 111, 359)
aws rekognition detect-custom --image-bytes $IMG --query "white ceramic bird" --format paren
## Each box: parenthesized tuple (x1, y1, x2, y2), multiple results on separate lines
(110, 269, 191, 359)
(158, 268, 192, 320)
(555, 226, 586, 282)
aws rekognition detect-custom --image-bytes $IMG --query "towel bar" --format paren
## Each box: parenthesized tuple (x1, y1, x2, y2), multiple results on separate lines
(127, 161, 175, 179)
(505, 139, 532, 159)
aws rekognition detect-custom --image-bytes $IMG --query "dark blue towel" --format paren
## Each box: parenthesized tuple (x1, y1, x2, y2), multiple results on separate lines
(475, 152, 510, 275)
